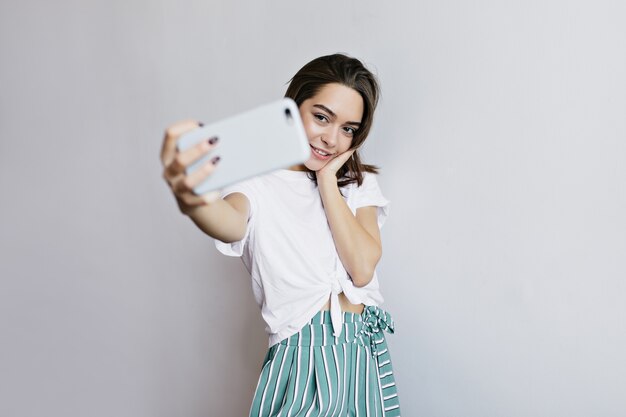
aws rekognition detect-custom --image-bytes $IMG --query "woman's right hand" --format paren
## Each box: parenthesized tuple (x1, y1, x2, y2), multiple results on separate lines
(160, 120, 221, 215)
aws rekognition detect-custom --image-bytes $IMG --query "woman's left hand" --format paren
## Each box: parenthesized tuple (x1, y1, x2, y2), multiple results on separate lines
(316, 149, 355, 182)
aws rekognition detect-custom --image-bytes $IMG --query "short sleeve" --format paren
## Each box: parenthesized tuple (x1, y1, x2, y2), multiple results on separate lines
(351, 172, 390, 228)
(214, 179, 256, 257)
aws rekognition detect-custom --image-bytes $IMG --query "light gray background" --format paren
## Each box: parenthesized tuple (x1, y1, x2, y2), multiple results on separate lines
(1, 1, 625, 416)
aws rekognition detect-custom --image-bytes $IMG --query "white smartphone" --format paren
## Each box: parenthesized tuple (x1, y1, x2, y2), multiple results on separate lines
(176, 98, 310, 195)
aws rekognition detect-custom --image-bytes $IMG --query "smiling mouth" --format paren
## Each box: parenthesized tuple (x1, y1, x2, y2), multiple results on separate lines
(310, 145, 332, 156)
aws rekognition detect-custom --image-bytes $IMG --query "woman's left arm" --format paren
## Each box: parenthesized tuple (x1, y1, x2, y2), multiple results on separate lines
(317, 151, 382, 287)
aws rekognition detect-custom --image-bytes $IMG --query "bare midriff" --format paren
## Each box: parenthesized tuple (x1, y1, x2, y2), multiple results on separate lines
(320, 292, 364, 314)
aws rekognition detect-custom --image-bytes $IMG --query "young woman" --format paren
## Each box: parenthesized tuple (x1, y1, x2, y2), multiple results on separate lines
(160, 54, 401, 417)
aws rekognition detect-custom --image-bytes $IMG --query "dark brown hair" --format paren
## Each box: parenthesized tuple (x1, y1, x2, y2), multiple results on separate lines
(284, 53, 380, 187)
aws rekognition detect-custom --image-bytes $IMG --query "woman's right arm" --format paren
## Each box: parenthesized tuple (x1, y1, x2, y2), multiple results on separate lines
(160, 120, 249, 243)
(184, 193, 249, 243)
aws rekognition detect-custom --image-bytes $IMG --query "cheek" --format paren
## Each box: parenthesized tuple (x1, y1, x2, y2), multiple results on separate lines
(338, 137, 353, 152)
(302, 120, 321, 140)
(300, 113, 317, 138)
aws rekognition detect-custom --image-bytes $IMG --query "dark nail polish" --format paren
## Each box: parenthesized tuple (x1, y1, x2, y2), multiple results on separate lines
(208, 136, 218, 145)
(211, 156, 221, 165)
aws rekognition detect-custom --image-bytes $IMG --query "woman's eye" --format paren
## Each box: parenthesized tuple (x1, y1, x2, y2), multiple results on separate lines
(314, 114, 328, 122)
(343, 126, 356, 135)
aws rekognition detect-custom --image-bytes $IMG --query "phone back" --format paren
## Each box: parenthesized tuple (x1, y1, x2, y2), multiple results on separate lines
(176, 98, 310, 195)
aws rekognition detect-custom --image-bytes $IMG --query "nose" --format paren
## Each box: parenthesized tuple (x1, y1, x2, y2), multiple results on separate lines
(321, 127, 340, 148)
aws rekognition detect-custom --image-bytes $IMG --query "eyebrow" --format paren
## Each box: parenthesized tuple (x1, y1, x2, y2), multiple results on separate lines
(313, 104, 361, 127)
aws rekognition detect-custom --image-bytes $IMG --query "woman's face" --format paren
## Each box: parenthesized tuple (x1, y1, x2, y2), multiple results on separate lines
(297, 83, 364, 171)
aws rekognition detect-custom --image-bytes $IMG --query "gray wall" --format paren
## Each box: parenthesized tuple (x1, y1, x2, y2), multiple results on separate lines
(1, 1, 625, 416)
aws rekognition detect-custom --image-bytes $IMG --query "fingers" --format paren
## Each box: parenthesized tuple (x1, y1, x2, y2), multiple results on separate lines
(164, 136, 219, 178)
(333, 148, 355, 165)
(161, 119, 223, 212)
(171, 155, 221, 195)
(160, 119, 203, 166)
(343, 149, 356, 161)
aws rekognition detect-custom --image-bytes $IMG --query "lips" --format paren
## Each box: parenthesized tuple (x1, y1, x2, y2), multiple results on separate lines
(310, 144, 333, 158)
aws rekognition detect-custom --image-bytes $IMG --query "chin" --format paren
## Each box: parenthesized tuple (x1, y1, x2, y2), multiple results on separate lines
(303, 159, 327, 172)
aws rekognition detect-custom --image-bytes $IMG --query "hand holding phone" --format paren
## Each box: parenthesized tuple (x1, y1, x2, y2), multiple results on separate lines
(160, 120, 223, 213)
(176, 98, 310, 195)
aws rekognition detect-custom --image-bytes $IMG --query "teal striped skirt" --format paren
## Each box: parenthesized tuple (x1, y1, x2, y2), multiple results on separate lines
(249, 306, 401, 417)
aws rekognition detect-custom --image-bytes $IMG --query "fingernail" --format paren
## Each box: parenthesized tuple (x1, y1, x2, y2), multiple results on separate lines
(211, 156, 221, 165)
(198, 122, 204, 127)
(208, 136, 219, 145)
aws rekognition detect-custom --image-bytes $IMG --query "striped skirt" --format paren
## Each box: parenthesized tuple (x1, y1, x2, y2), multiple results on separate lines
(249, 306, 401, 417)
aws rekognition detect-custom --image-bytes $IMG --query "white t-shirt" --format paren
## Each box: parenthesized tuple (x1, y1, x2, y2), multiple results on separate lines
(215, 169, 390, 346)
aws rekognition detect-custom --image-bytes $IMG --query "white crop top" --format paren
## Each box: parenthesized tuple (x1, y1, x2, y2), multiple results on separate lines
(215, 169, 390, 346)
